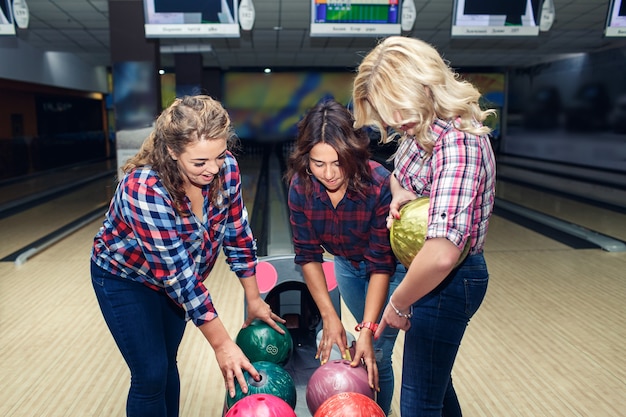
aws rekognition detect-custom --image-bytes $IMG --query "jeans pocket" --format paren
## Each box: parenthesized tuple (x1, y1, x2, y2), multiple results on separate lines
(92, 275, 104, 287)
(464, 276, 488, 317)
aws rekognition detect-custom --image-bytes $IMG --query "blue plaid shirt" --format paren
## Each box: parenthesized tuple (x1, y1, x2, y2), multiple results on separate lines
(91, 152, 256, 326)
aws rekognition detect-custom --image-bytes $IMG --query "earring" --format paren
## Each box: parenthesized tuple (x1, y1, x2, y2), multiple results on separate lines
(306, 167, 312, 175)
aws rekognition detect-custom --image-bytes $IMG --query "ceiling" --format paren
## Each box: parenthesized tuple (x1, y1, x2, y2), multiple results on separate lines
(13, 0, 626, 71)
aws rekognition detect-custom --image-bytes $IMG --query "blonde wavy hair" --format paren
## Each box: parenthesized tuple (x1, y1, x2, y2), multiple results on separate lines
(352, 36, 495, 154)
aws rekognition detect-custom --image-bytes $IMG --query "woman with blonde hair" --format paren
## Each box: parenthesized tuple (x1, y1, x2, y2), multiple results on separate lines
(352, 36, 497, 416)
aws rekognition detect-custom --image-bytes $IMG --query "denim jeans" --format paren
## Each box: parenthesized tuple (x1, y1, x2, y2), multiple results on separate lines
(400, 253, 489, 417)
(91, 261, 187, 417)
(334, 256, 406, 416)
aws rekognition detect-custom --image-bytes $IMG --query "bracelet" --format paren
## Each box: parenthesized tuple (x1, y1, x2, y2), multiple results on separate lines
(389, 297, 413, 319)
(355, 321, 379, 333)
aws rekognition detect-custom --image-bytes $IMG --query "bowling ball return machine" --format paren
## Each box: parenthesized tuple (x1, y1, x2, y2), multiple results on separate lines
(226, 254, 342, 417)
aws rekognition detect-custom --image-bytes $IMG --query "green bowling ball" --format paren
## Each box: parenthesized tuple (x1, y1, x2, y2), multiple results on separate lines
(390, 197, 470, 268)
(235, 319, 293, 366)
(225, 361, 297, 410)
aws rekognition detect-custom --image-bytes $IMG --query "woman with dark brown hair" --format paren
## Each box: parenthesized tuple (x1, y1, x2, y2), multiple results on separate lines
(285, 98, 404, 415)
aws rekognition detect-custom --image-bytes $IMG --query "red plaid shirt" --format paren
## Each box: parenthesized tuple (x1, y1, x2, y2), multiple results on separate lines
(288, 160, 397, 276)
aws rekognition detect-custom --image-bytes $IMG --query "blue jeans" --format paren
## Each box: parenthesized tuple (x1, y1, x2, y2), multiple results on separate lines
(400, 253, 489, 417)
(334, 257, 406, 416)
(91, 261, 187, 417)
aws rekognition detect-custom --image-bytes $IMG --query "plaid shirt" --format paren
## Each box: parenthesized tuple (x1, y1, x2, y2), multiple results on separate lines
(288, 160, 396, 277)
(91, 152, 256, 326)
(393, 117, 496, 253)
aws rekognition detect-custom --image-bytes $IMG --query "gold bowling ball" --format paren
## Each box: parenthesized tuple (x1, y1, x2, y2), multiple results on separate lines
(390, 197, 470, 268)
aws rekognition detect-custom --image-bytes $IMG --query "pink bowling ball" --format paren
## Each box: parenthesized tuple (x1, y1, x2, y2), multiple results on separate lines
(305, 359, 375, 415)
(224, 393, 296, 417)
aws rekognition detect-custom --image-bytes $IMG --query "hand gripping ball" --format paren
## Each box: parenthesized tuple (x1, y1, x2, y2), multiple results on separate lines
(225, 361, 297, 410)
(390, 197, 470, 268)
(235, 319, 293, 366)
(305, 360, 375, 415)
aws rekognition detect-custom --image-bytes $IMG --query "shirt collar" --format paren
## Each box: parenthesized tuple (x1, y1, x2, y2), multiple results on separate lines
(430, 117, 457, 141)
(311, 175, 361, 204)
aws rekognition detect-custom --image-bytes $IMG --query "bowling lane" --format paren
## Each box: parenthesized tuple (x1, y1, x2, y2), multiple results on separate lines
(0, 158, 116, 210)
(495, 179, 626, 242)
(0, 152, 264, 263)
(484, 214, 572, 253)
(0, 177, 116, 261)
(237, 153, 264, 218)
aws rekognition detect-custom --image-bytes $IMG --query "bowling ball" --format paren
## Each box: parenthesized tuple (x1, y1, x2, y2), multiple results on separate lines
(224, 393, 296, 417)
(390, 197, 470, 268)
(313, 392, 385, 417)
(305, 359, 375, 415)
(315, 329, 356, 362)
(225, 361, 297, 410)
(235, 319, 293, 366)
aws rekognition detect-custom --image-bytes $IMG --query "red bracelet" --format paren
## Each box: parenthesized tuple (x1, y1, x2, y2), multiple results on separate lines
(355, 321, 379, 333)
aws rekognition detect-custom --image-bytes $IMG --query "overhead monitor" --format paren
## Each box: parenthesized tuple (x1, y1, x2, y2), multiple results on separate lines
(143, 0, 239, 38)
(605, 0, 626, 37)
(310, 0, 402, 37)
(0, 0, 15, 35)
(451, 0, 541, 37)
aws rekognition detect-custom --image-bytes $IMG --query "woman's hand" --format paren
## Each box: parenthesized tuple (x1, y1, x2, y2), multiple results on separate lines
(317, 316, 349, 365)
(375, 302, 411, 337)
(243, 296, 286, 333)
(387, 175, 418, 228)
(351, 330, 379, 392)
(198, 317, 260, 398)
(213, 338, 260, 398)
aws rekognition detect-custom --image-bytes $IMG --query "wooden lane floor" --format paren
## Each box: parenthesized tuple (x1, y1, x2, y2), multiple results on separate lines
(495, 155, 626, 244)
(0, 157, 624, 416)
(1, 209, 624, 417)
(0, 176, 116, 261)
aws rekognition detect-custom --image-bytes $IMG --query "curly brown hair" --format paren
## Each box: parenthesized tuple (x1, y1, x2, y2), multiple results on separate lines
(123, 95, 238, 216)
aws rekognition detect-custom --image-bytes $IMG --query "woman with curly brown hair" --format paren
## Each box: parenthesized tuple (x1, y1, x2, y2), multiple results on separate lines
(91, 95, 285, 417)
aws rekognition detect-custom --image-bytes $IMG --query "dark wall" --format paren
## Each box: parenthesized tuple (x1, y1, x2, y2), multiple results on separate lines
(504, 46, 626, 171)
(0, 79, 108, 179)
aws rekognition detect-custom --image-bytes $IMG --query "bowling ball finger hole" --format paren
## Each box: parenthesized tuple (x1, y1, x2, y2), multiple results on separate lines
(249, 371, 266, 387)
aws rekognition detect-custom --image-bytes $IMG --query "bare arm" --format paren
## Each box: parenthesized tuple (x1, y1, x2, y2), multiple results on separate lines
(352, 272, 390, 392)
(198, 317, 259, 398)
(387, 174, 418, 227)
(301, 262, 348, 364)
(375, 238, 461, 336)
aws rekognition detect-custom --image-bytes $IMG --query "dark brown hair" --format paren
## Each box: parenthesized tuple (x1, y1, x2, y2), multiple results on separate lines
(285, 99, 372, 199)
